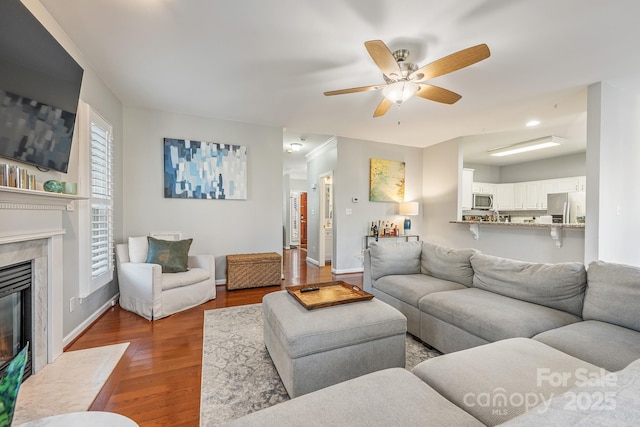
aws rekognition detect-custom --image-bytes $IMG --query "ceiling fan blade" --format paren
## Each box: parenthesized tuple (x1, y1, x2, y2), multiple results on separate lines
(416, 84, 462, 104)
(373, 97, 394, 117)
(365, 40, 402, 80)
(410, 44, 490, 82)
(324, 84, 383, 96)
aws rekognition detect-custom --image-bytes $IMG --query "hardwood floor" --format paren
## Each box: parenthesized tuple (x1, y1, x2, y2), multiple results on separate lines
(67, 248, 362, 426)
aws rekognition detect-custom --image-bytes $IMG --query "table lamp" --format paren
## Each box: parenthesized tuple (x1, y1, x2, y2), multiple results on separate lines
(399, 201, 419, 234)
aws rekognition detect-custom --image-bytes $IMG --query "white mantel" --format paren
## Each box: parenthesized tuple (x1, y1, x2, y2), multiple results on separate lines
(0, 186, 85, 211)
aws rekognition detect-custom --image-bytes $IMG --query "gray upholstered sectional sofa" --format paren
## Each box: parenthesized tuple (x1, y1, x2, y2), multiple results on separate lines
(229, 241, 640, 426)
(363, 240, 640, 371)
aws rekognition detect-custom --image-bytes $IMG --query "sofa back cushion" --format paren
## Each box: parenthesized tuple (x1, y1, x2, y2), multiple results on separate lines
(420, 241, 477, 287)
(583, 261, 640, 331)
(128, 236, 149, 263)
(470, 253, 587, 316)
(369, 241, 422, 281)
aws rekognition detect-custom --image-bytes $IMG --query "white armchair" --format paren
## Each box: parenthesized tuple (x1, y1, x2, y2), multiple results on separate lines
(115, 237, 216, 320)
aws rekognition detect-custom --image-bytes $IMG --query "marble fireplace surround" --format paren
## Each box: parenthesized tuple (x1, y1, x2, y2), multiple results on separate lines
(0, 230, 65, 373)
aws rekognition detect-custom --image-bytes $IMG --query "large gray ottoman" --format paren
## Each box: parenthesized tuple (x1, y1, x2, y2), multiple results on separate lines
(262, 290, 407, 397)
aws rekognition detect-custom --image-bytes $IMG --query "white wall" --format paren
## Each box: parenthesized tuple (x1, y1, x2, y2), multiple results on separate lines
(465, 153, 586, 184)
(122, 106, 283, 281)
(20, 0, 123, 339)
(333, 137, 423, 273)
(305, 140, 337, 265)
(423, 139, 585, 263)
(586, 77, 640, 267)
(499, 153, 586, 183)
(464, 163, 500, 183)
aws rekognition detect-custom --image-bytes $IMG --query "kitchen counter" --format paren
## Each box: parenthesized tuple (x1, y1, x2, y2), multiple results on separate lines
(450, 221, 585, 247)
(451, 221, 585, 228)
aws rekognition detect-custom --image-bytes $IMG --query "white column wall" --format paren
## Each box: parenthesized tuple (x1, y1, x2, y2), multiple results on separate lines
(586, 78, 640, 267)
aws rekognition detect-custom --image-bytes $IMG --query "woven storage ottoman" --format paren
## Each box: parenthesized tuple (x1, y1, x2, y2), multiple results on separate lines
(226, 252, 282, 290)
(262, 290, 407, 398)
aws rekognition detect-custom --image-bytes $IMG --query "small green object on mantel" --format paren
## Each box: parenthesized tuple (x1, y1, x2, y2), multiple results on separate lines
(43, 180, 63, 193)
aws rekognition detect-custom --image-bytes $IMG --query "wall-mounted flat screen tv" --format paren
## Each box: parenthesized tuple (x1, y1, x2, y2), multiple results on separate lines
(0, 0, 84, 173)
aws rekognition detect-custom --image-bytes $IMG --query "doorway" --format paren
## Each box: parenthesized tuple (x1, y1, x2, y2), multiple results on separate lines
(318, 172, 333, 266)
(300, 192, 307, 250)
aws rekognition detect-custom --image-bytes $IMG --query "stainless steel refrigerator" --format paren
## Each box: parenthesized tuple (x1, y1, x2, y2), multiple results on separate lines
(547, 192, 586, 224)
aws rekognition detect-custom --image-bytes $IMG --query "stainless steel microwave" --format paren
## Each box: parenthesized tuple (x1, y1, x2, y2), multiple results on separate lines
(472, 193, 494, 210)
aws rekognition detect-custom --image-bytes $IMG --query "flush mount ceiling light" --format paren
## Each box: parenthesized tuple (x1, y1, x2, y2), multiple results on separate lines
(290, 142, 302, 152)
(526, 119, 541, 127)
(489, 136, 564, 157)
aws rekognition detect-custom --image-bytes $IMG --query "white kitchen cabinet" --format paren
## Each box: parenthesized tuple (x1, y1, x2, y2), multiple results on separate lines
(324, 228, 332, 262)
(469, 176, 586, 212)
(524, 182, 540, 209)
(472, 182, 497, 195)
(495, 183, 514, 210)
(461, 168, 474, 210)
(514, 183, 526, 210)
(555, 177, 580, 193)
(538, 180, 557, 209)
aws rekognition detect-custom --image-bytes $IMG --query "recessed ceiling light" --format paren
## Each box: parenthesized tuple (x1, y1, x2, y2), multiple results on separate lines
(526, 120, 541, 127)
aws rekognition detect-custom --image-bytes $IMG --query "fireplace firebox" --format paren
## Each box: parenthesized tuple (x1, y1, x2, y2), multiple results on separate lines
(0, 260, 32, 381)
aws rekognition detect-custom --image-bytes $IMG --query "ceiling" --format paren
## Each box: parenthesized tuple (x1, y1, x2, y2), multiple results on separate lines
(37, 0, 640, 173)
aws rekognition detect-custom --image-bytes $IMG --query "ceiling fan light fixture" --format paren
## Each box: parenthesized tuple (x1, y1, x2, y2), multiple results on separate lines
(489, 136, 564, 157)
(382, 81, 419, 105)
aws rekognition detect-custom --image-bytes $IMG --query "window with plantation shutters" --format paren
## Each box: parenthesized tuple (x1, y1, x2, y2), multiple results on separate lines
(88, 111, 114, 291)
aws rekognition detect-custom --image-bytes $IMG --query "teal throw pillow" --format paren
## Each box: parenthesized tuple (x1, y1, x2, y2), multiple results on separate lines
(146, 237, 193, 273)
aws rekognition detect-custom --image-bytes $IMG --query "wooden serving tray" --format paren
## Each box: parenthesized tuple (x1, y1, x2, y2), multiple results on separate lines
(287, 281, 374, 310)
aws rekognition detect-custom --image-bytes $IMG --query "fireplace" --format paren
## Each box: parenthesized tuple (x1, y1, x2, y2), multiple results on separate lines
(0, 231, 65, 374)
(0, 260, 32, 381)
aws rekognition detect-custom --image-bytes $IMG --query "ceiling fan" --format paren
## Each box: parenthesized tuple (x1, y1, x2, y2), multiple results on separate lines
(324, 40, 490, 117)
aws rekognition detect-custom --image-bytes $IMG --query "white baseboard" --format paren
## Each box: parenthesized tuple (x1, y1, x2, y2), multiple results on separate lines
(215, 279, 226, 285)
(306, 256, 320, 266)
(63, 293, 119, 347)
(332, 267, 364, 274)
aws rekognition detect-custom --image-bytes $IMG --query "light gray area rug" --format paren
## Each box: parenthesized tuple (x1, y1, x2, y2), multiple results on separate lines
(200, 303, 440, 426)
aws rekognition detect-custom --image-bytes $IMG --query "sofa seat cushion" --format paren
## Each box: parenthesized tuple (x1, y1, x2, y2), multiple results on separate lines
(584, 260, 640, 332)
(470, 253, 586, 316)
(533, 320, 640, 371)
(419, 288, 582, 342)
(374, 274, 466, 307)
(501, 357, 640, 426)
(161, 267, 210, 291)
(411, 338, 605, 426)
(228, 367, 485, 427)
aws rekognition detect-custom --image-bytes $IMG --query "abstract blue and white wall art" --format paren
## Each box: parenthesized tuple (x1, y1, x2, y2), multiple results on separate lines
(163, 138, 247, 199)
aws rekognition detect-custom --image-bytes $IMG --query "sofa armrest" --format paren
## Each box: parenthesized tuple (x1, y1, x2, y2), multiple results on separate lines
(363, 249, 373, 293)
(117, 261, 163, 320)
